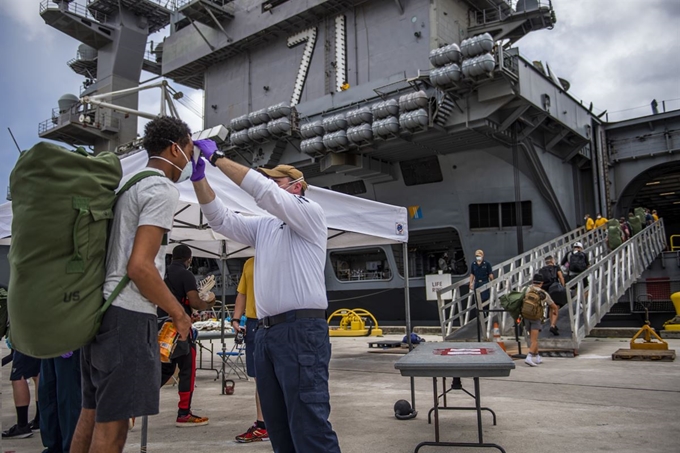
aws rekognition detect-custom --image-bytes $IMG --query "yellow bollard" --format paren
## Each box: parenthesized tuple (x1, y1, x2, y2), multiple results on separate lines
(662, 292, 680, 331)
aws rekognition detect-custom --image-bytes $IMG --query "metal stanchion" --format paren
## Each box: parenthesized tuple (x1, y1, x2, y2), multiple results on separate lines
(140, 415, 148, 452)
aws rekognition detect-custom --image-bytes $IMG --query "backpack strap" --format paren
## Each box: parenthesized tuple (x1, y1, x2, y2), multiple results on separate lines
(115, 170, 163, 202)
(99, 170, 165, 318)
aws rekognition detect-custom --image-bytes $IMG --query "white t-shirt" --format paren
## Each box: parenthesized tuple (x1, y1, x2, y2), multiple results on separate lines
(201, 170, 327, 318)
(103, 168, 179, 315)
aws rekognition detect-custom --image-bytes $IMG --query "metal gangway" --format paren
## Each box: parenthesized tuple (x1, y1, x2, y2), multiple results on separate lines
(437, 220, 667, 352)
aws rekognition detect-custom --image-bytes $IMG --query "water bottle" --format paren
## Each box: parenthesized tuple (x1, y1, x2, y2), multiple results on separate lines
(235, 314, 246, 344)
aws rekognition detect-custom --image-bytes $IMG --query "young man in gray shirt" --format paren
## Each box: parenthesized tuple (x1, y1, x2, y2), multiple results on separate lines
(71, 117, 193, 453)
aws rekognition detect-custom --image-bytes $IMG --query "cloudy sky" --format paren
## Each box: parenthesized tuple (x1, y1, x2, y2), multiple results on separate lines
(0, 0, 679, 199)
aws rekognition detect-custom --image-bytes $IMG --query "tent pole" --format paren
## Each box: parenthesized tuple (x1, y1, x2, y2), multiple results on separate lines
(403, 242, 415, 412)
(220, 240, 227, 395)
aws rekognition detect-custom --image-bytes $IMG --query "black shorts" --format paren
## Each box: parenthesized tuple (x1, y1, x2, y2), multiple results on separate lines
(10, 350, 41, 380)
(81, 306, 161, 423)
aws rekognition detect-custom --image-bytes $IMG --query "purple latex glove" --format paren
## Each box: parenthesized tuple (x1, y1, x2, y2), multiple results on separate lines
(190, 156, 206, 182)
(61, 351, 73, 359)
(193, 139, 218, 161)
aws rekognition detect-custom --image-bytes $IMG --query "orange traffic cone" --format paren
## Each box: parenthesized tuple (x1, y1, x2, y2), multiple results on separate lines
(493, 322, 507, 352)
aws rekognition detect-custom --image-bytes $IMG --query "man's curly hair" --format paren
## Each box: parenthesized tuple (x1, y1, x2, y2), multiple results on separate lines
(143, 116, 192, 156)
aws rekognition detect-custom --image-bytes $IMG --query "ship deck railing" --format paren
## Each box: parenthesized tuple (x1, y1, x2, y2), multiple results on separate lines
(40, 0, 108, 24)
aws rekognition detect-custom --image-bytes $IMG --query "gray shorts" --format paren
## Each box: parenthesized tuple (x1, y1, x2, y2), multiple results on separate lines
(81, 306, 161, 423)
(524, 318, 543, 332)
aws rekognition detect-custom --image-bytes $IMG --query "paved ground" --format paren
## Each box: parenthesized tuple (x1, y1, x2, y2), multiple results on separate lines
(3, 334, 680, 453)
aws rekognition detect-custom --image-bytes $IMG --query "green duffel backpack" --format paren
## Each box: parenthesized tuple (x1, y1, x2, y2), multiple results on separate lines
(628, 215, 642, 235)
(607, 219, 622, 250)
(8, 142, 157, 358)
(634, 207, 646, 229)
(0, 285, 8, 339)
(499, 288, 527, 321)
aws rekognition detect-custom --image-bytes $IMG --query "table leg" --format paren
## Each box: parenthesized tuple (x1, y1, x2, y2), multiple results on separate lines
(414, 376, 506, 453)
(432, 377, 439, 442)
(427, 378, 497, 426)
(474, 377, 483, 443)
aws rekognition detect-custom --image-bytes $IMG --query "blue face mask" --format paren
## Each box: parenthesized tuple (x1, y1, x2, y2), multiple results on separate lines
(150, 141, 192, 183)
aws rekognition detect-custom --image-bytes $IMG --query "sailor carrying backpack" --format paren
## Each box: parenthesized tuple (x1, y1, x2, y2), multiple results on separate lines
(521, 288, 544, 321)
(569, 251, 587, 273)
(8, 142, 159, 358)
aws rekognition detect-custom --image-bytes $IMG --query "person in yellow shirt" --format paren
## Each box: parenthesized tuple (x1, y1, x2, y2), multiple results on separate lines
(652, 210, 659, 222)
(584, 214, 595, 231)
(594, 213, 608, 228)
(231, 257, 269, 443)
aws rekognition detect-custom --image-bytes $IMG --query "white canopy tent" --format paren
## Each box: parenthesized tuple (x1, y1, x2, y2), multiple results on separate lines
(1, 151, 408, 251)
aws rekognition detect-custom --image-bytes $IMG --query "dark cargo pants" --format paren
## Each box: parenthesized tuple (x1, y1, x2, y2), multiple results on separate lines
(39, 353, 82, 453)
(255, 316, 340, 453)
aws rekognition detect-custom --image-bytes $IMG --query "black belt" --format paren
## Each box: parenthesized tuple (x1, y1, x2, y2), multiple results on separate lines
(258, 309, 326, 329)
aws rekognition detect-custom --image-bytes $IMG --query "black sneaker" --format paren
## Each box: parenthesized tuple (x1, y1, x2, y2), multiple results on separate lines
(29, 419, 40, 431)
(2, 423, 34, 439)
(550, 325, 559, 336)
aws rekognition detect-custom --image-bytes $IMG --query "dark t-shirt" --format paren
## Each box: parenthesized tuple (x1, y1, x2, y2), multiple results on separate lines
(159, 261, 197, 318)
(470, 260, 493, 283)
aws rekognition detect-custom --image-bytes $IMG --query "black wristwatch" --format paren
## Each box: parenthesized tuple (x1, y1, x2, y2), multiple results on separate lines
(209, 150, 226, 167)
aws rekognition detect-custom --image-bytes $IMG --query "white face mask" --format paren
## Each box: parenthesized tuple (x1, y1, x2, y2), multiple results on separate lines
(475, 256, 482, 262)
(150, 141, 192, 183)
(596, 215, 601, 219)
(283, 176, 304, 193)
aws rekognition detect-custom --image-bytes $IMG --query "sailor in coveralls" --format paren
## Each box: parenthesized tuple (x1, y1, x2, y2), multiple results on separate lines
(191, 139, 341, 453)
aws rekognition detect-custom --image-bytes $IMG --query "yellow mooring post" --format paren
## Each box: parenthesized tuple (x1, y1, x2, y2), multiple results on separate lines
(327, 308, 384, 337)
(613, 299, 676, 361)
(662, 292, 680, 331)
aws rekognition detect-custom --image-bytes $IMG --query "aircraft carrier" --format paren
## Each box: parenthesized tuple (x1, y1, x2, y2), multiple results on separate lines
(3, 0, 679, 327)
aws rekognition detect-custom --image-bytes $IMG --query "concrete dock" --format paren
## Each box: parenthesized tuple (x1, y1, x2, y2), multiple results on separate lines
(3, 335, 680, 453)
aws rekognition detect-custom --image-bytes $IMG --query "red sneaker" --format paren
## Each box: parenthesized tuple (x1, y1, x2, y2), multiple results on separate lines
(175, 413, 209, 427)
(235, 423, 269, 443)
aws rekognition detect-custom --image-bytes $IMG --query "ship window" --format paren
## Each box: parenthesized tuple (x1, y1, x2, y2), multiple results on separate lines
(469, 203, 500, 228)
(330, 180, 367, 196)
(391, 227, 466, 278)
(399, 156, 443, 186)
(470, 202, 532, 229)
(330, 248, 392, 282)
(501, 201, 532, 227)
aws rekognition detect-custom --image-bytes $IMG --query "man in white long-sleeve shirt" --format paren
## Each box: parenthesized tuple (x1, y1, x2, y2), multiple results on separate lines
(191, 139, 341, 453)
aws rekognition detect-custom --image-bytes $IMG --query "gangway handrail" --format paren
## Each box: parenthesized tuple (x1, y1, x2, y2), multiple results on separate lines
(436, 224, 607, 338)
(439, 219, 666, 350)
(559, 219, 666, 349)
